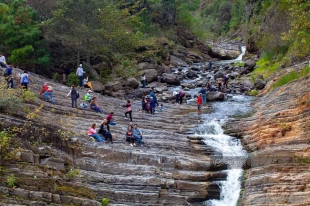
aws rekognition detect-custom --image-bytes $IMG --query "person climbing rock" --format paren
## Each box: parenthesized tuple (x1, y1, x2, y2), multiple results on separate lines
(197, 93, 202, 115)
(20, 70, 30, 90)
(39, 82, 55, 104)
(87, 123, 104, 142)
(4, 65, 13, 88)
(125, 125, 135, 146)
(106, 112, 116, 132)
(90, 97, 103, 113)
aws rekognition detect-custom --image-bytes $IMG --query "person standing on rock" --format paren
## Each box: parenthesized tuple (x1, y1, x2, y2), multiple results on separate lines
(0, 52, 8, 68)
(216, 76, 223, 92)
(200, 86, 207, 104)
(150, 89, 159, 107)
(149, 96, 156, 114)
(141, 97, 147, 113)
(20, 70, 30, 90)
(4, 65, 13, 88)
(209, 60, 212, 70)
(173, 91, 180, 104)
(76, 64, 85, 88)
(223, 74, 229, 89)
(141, 73, 146, 88)
(122, 99, 132, 122)
(87, 123, 104, 142)
(197, 93, 202, 115)
(66, 85, 79, 108)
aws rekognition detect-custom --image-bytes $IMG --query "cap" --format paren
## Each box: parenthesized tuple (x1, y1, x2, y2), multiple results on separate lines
(88, 90, 92, 93)
(79, 64, 82, 67)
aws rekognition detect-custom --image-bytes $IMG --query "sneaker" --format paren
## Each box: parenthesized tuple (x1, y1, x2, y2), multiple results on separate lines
(130, 143, 133, 147)
(124, 117, 129, 120)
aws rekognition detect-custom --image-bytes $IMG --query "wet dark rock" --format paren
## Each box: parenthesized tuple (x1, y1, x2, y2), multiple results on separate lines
(254, 78, 265, 90)
(185, 69, 199, 79)
(207, 92, 225, 101)
(89, 81, 105, 92)
(162, 73, 181, 85)
(240, 60, 256, 75)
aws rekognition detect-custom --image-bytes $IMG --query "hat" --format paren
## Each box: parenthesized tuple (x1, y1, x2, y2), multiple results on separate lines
(79, 64, 82, 67)
(88, 90, 92, 93)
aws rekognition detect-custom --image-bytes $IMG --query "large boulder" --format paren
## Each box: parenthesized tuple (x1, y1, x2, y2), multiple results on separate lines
(241, 60, 256, 74)
(254, 78, 266, 90)
(207, 92, 225, 101)
(137, 69, 158, 83)
(209, 44, 241, 60)
(162, 73, 181, 86)
(125, 78, 139, 89)
(127, 88, 151, 99)
(170, 55, 188, 67)
(90, 81, 105, 92)
(214, 71, 225, 79)
(137, 62, 168, 76)
(104, 81, 122, 92)
(185, 69, 199, 79)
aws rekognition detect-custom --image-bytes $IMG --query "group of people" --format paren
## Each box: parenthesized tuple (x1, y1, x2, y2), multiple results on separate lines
(141, 88, 165, 114)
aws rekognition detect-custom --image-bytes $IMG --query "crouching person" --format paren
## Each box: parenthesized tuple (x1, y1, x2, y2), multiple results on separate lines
(87, 123, 104, 142)
(126, 125, 135, 147)
(98, 119, 113, 143)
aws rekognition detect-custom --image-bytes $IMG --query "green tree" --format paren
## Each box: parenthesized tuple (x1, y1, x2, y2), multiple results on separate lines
(0, 0, 50, 71)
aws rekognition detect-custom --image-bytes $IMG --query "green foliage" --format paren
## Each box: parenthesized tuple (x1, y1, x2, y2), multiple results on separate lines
(66, 73, 79, 87)
(21, 90, 37, 102)
(0, 0, 50, 70)
(234, 62, 245, 67)
(0, 80, 22, 114)
(6, 174, 16, 188)
(112, 59, 137, 78)
(246, 90, 258, 96)
(66, 168, 81, 179)
(52, 73, 59, 81)
(102, 198, 110, 206)
(272, 67, 310, 89)
(251, 53, 281, 79)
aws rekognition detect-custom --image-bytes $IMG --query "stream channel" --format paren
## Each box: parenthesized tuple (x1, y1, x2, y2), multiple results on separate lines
(170, 46, 253, 206)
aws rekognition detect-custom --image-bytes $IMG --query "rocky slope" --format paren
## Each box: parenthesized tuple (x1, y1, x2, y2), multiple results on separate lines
(229, 66, 310, 205)
(0, 69, 226, 206)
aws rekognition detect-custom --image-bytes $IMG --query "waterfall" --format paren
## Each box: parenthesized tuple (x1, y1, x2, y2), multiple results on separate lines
(235, 46, 246, 61)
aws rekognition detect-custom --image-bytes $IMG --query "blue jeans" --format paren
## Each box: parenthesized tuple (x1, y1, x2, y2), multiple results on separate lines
(142, 80, 146, 88)
(71, 97, 77, 108)
(133, 134, 142, 146)
(89, 134, 104, 142)
(78, 75, 83, 87)
(91, 105, 103, 113)
(202, 94, 206, 104)
(44, 92, 54, 104)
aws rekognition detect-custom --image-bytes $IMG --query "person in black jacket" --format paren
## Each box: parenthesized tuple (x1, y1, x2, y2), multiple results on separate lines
(98, 119, 113, 143)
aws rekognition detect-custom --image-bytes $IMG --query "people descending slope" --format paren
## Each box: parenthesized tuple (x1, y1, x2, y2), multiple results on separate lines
(39, 83, 55, 104)
(66, 85, 79, 108)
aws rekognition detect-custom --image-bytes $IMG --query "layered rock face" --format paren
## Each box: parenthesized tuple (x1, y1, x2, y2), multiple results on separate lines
(230, 74, 310, 205)
(0, 69, 225, 205)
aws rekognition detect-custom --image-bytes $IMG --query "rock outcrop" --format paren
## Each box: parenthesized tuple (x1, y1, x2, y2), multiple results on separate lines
(0, 68, 225, 206)
(229, 69, 310, 205)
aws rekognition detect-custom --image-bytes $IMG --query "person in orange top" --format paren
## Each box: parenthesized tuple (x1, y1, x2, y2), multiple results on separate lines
(197, 93, 202, 115)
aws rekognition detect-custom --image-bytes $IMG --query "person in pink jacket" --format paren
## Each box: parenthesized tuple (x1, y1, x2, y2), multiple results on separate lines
(87, 123, 104, 142)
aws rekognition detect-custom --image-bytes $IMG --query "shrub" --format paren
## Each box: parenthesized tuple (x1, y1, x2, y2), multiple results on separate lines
(234, 62, 245, 67)
(246, 90, 259, 96)
(0, 130, 21, 165)
(102, 198, 110, 206)
(21, 90, 37, 102)
(66, 168, 81, 179)
(6, 174, 16, 188)
(52, 73, 59, 81)
(66, 73, 79, 86)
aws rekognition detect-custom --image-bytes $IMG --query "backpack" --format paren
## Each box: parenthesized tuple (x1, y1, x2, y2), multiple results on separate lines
(21, 75, 29, 84)
(76, 91, 80, 98)
(47, 86, 53, 91)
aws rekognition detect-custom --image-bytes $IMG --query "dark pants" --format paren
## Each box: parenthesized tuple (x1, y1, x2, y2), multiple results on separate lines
(0, 62, 7, 68)
(91, 105, 103, 113)
(78, 75, 83, 87)
(21, 83, 28, 90)
(126, 136, 134, 143)
(180, 96, 184, 104)
(101, 132, 113, 142)
(150, 107, 155, 114)
(142, 80, 146, 88)
(125, 110, 132, 121)
(71, 97, 77, 108)
(175, 94, 180, 104)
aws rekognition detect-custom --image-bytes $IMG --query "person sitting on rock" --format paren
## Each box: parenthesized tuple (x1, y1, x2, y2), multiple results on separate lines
(87, 123, 104, 142)
(90, 97, 103, 113)
(84, 90, 93, 103)
(106, 112, 116, 132)
(98, 119, 113, 143)
(125, 125, 135, 146)
(83, 76, 93, 89)
(39, 82, 55, 104)
(132, 124, 143, 147)
(206, 82, 216, 92)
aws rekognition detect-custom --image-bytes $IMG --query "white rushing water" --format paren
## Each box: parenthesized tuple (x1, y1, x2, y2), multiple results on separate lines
(235, 46, 246, 61)
(193, 95, 251, 206)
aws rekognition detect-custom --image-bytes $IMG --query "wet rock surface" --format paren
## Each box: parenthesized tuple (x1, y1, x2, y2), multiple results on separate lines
(229, 67, 310, 205)
(0, 68, 224, 205)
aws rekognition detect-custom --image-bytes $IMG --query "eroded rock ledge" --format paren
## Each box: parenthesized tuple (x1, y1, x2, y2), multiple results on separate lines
(229, 71, 310, 205)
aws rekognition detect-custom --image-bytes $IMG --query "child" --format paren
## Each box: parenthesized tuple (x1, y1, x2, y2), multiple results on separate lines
(158, 104, 165, 112)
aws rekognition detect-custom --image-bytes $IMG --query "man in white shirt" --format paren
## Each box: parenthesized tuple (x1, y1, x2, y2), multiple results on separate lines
(76, 64, 85, 88)
(0, 53, 7, 68)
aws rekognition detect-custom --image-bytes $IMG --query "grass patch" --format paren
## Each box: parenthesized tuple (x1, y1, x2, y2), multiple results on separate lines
(234, 62, 245, 67)
(246, 90, 259, 96)
(272, 67, 310, 89)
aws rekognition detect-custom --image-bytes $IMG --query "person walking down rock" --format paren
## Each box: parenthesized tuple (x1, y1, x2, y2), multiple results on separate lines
(39, 83, 55, 104)
(76, 64, 85, 88)
(98, 119, 113, 143)
(197, 93, 202, 115)
(90, 97, 103, 113)
(200, 86, 207, 104)
(122, 99, 132, 122)
(106, 112, 116, 132)
(66, 85, 79, 108)
(87, 123, 104, 142)
(20, 71, 30, 90)
(4, 65, 13, 88)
